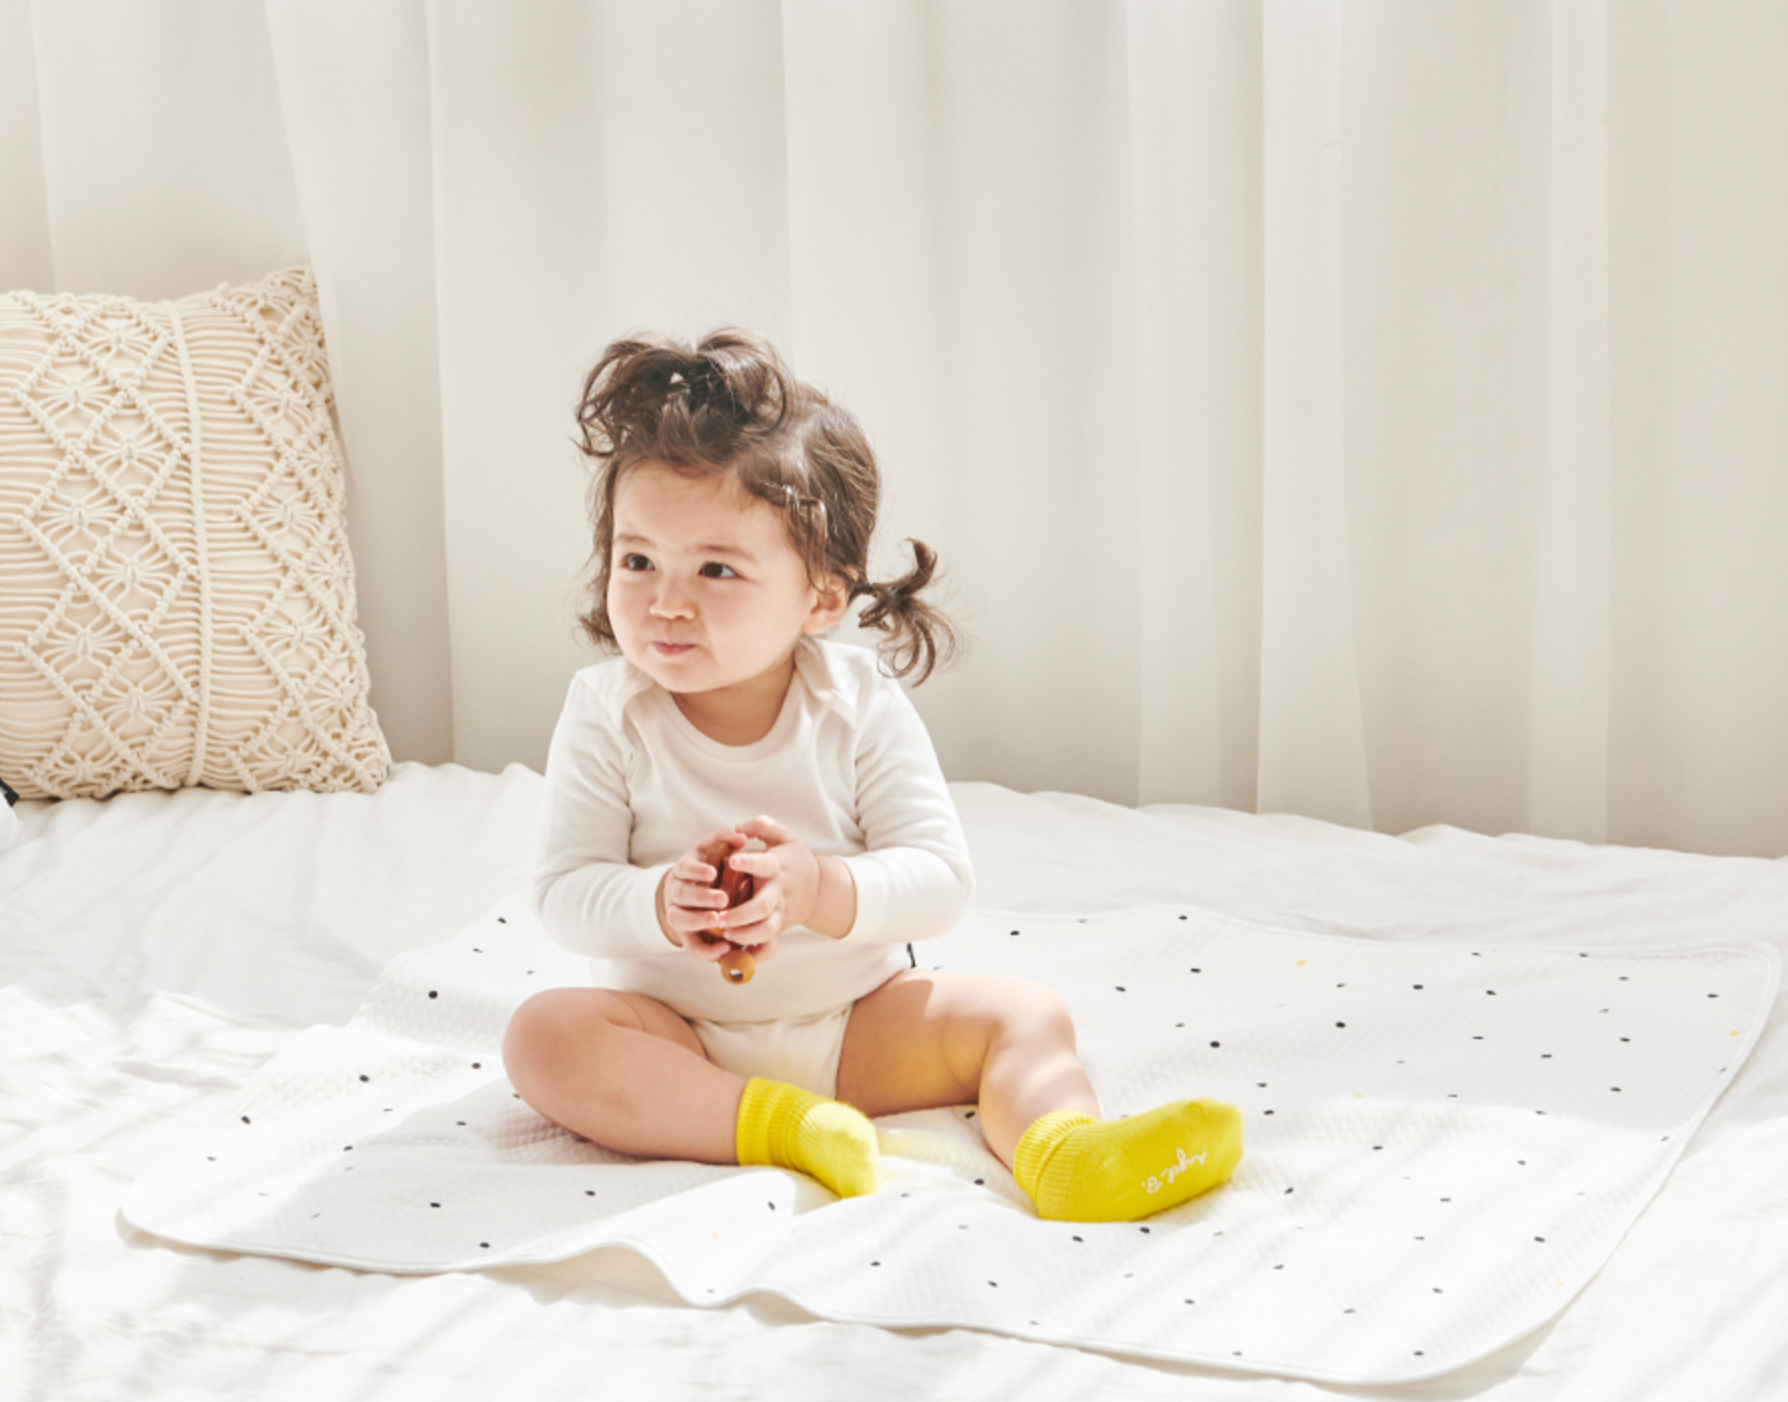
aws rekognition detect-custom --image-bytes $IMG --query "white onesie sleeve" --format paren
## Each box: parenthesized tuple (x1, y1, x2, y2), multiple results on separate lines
(840, 676, 974, 945)
(531, 672, 673, 961)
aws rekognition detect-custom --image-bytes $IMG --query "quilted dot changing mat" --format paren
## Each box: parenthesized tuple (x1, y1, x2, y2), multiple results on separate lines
(124, 900, 1776, 1385)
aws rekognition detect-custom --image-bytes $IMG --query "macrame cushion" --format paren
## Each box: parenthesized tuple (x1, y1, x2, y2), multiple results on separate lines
(0, 266, 389, 799)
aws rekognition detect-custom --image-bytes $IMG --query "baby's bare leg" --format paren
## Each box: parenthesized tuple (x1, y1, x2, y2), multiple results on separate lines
(503, 987, 742, 1163)
(835, 970, 1100, 1166)
(837, 970, 1242, 1221)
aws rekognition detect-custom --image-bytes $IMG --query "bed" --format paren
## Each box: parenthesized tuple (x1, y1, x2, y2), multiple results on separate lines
(4, 267, 1784, 1401)
(5, 759, 1786, 1402)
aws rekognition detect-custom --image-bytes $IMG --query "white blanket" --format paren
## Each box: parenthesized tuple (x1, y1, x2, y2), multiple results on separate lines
(7, 766, 1788, 1402)
(123, 897, 1774, 1385)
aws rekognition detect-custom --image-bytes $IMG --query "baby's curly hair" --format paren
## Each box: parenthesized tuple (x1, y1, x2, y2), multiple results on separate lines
(573, 328, 956, 682)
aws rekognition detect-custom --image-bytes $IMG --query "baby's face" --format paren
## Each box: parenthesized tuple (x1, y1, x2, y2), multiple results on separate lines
(608, 462, 838, 702)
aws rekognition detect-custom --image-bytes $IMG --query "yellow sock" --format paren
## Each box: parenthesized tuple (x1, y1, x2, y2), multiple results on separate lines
(735, 1078, 880, 1199)
(1013, 1099, 1243, 1222)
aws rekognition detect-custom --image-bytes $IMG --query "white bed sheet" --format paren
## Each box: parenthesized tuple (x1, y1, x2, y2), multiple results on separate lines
(4, 762, 1786, 1401)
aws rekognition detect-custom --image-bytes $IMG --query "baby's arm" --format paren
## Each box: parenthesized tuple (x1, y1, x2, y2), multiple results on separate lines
(838, 681, 975, 945)
(532, 678, 678, 960)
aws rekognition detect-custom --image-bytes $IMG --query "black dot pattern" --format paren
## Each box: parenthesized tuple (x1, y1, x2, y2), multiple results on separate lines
(131, 903, 1771, 1385)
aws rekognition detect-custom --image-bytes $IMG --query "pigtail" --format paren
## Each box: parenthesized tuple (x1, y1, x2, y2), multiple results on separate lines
(853, 539, 958, 685)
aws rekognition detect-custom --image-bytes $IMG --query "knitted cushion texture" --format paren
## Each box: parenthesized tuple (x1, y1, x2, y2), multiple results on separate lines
(0, 266, 387, 798)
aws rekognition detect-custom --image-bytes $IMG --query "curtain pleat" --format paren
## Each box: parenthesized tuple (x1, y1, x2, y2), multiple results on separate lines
(1528, 0, 1611, 844)
(1258, 0, 1373, 831)
(264, 0, 453, 765)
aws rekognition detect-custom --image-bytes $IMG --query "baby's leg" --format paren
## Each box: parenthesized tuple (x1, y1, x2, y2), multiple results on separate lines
(836, 970, 1098, 1164)
(503, 988, 878, 1196)
(837, 971, 1241, 1221)
(504, 987, 741, 1162)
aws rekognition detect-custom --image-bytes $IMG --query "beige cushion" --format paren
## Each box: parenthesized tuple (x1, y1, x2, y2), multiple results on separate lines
(0, 265, 389, 799)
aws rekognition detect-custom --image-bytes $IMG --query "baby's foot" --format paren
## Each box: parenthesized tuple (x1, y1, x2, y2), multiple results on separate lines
(736, 1078, 880, 1198)
(1014, 1098, 1243, 1221)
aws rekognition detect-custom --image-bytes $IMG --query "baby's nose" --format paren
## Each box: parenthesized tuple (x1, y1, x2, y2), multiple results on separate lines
(648, 580, 695, 617)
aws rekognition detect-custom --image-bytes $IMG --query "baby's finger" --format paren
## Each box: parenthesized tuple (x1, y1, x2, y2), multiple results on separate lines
(682, 937, 728, 963)
(672, 904, 732, 941)
(671, 862, 718, 892)
(672, 876, 728, 910)
(716, 890, 781, 940)
(721, 849, 775, 882)
(734, 814, 795, 848)
(710, 889, 762, 930)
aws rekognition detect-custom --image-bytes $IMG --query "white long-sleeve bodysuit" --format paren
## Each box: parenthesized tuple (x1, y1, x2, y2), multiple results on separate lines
(533, 638, 974, 1025)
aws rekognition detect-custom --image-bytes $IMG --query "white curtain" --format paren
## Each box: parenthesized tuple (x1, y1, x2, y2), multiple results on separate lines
(5, 0, 1788, 857)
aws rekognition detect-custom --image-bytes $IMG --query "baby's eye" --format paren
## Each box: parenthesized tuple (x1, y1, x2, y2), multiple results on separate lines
(619, 553, 653, 572)
(699, 562, 739, 579)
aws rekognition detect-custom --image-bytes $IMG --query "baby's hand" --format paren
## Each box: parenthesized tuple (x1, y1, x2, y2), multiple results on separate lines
(660, 829, 746, 956)
(659, 829, 780, 966)
(712, 815, 825, 946)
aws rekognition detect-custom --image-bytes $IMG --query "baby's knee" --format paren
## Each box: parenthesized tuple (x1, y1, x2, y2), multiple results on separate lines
(502, 989, 590, 1091)
(987, 976, 1077, 1044)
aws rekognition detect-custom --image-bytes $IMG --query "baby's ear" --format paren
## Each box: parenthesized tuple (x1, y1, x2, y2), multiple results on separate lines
(804, 573, 851, 633)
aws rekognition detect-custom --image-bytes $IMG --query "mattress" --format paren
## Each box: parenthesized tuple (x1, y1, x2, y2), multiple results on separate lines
(4, 762, 1787, 1401)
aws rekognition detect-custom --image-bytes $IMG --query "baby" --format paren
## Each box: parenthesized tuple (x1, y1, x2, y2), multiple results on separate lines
(503, 329, 1241, 1221)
